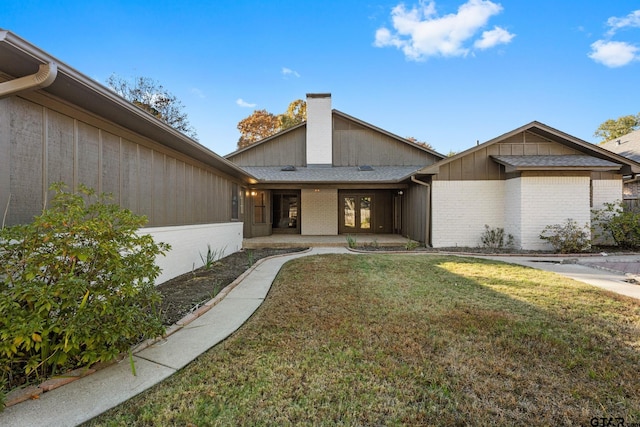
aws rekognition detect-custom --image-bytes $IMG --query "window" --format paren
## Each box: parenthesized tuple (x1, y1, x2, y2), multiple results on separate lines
(231, 183, 239, 220)
(254, 191, 266, 224)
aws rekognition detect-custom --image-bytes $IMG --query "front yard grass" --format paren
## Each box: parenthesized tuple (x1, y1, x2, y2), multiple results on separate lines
(87, 254, 640, 426)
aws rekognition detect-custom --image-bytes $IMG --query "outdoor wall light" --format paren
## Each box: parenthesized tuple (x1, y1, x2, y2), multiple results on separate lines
(314, 189, 320, 192)
(250, 191, 257, 196)
(398, 190, 404, 195)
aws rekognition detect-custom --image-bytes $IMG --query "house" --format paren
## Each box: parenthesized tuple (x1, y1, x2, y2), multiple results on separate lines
(600, 129, 640, 208)
(228, 94, 640, 250)
(3, 29, 640, 268)
(226, 93, 445, 243)
(0, 30, 256, 282)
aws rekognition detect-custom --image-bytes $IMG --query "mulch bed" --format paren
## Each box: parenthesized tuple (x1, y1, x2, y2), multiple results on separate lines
(157, 248, 307, 326)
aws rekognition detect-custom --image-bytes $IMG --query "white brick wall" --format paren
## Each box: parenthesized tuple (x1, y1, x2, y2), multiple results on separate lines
(504, 178, 522, 248)
(591, 179, 623, 245)
(519, 176, 590, 250)
(140, 222, 243, 284)
(301, 188, 338, 235)
(432, 177, 594, 250)
(431, 181, 505, 247)
(592, 179, 622, 209)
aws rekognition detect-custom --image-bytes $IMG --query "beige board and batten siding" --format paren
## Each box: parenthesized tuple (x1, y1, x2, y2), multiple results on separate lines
(433, 131, 582, 181)
(403, 182, 430, 244)
(227, 126, 307, 167)
(0, 94, 242, 227)
(332, 115, 440, 167)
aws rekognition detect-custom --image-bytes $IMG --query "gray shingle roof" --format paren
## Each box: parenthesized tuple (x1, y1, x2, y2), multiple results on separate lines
(491, 155, 621, 170)
(600, 129, 640, 163)
(239, 166, 422, 183)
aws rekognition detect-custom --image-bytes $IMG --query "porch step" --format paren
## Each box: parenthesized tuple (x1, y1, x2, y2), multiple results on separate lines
(242, 234, 408, 249)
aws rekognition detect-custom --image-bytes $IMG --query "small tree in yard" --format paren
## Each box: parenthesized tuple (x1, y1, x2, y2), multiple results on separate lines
(592, 201, 640, 249)
(539, 219, 591, 253)
(0, 184, 170, 403)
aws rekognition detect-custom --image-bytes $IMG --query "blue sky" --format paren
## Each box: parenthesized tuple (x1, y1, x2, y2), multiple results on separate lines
(2, 1, 639, 156)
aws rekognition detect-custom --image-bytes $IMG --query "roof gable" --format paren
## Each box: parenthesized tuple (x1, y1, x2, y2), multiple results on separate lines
(419, 121, 640, 177)
(332, 110, 445, 160)
(600, 129, 640, 163)
(226, 110, 446, 169)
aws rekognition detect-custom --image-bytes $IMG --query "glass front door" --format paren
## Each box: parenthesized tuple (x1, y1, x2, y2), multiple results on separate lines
(342, 194, 372, 233)
(272, 192, 299, 233)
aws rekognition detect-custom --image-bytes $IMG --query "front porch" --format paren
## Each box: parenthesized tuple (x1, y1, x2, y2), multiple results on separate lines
(243, 234, 409, 249)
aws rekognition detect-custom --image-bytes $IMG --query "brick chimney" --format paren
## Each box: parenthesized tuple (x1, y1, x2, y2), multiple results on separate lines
(306, 93, 332, 166)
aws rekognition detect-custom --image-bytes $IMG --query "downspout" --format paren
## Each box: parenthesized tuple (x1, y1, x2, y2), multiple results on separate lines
(0, 62, 58, 98)
(411, 175, 431, 247)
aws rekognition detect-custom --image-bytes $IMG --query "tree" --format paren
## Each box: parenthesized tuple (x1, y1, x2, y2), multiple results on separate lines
(237, 99, 306, 149)
(106, 74, 198, 140)
(279, 99, 307, 130)
(406, 136, 435, 151)
(594, 113, 640, 143)
(237, 109, 281, 149)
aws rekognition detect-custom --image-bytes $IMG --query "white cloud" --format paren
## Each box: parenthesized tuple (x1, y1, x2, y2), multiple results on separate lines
(588, 40, 639, 68)
(606, 9, 640, 36)
(236, 98, 257, 108)
(282, 67, 300, 78)
(589, 9, 640, 68)
(474, 26, 514, 49)
(374, 0, 514, 61)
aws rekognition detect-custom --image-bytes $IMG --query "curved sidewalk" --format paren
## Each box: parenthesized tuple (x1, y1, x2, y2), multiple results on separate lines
(1, 248, 637, 426)
(0, 247, 348, 427)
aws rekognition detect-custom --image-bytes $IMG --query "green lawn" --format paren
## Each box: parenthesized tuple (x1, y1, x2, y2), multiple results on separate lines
(87, 254, 640, 426)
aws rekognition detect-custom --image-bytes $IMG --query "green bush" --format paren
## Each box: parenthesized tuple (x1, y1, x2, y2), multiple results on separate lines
(592, 201, 640, 249)
(539, 219, 591, 253)
(0, 184, 169, 399)
(480, 225, 514, 249)
(404, 238, 419, 251)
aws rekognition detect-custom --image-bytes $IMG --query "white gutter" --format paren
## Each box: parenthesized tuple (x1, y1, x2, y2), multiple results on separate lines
(0, 62, 57, 98)
(411, 175, 431, 246)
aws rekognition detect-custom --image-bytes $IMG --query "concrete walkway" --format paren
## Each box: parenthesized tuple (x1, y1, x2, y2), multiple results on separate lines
(1, 248, 638, 426)
(469, 254, 640, 300)
(0, 248, 348, 427)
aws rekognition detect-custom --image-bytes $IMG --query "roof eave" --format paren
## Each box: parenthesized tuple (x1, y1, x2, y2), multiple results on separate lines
(0, 29, 255, 184)
(504, 166, 623, 173)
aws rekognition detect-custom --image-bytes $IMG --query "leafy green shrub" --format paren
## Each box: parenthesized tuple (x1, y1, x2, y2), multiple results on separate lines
(539, 219, 591, 253)
(480, 225, 514, 249)
(592, 201, 640, 249)
(0, 184, 169, 398)
(346, 235, 357, 249)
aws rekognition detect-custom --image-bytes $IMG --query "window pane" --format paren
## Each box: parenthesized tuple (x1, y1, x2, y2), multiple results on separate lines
(360, 196, 371, 229)
(231, 183, 239, 219)
(344, 197, 355, 229)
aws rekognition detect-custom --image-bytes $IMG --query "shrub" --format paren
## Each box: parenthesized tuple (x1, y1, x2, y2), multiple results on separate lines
(539, 219, 591, 253)
(480, 225, 514, 249)
(404, 238, 419, 251)
(0, 184, 169, 398)
(346, 235, 357, 249)
(592, 202, 640, 249)
(200, 244, 226, 269)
